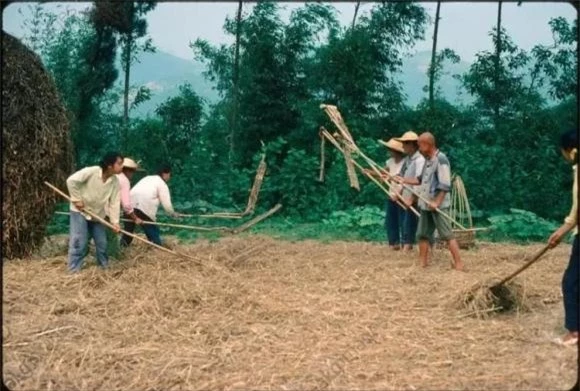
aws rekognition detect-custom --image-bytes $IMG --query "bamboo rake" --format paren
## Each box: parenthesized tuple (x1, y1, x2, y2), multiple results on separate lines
(320, 104, 467, 231)
(54, 211, 232, 232)
(321, 128, 419, 217)
(180, 153, 268, 219)
(44, 182, 203, 265)
(231, 203, 283, 234)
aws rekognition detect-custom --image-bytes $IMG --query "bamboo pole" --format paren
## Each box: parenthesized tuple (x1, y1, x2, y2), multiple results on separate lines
(321, 104, 467, 230)
(321, 129, 420, 217)
(54, 211, 232, 232)
(231, 203, 283, 234)
(319, 131, 326, 182)
(44, 182, 203, 265)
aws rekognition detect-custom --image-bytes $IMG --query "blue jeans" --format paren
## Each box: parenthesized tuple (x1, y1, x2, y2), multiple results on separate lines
(385, 199, 404, 245)
(68, 211, 108, 272)
(563, 235, 579, 332)
(120, 209, 162, 247)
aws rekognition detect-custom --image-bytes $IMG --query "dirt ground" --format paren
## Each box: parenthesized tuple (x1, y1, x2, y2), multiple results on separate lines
(3, 235, 578, 390)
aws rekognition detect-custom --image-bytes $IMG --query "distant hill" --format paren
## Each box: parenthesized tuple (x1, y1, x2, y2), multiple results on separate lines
(127, 49, 475, 118)
(398, 50, 474, 106)
(124, 51, 220, 118)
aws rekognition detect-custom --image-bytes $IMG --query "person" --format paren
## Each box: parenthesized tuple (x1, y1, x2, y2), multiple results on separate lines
(115, 157, 144, 248)
(393, 131, 425, 251)
(66, 152, 123, 272)
(399, 132, 464, 270)
(547, 129, 578, 346)
(378, 138, 406, 250)
(120, 163, 180, 247)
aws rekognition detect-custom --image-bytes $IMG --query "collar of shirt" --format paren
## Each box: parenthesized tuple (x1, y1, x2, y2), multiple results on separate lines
(100, 168, 115, 184)
(411, 151, 421, 160)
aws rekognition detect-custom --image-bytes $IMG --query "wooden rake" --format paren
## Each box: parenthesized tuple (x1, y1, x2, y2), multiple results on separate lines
(320, 104, 467, 230)
(44, 182, 204, 266)
(320, 127, 419, 217)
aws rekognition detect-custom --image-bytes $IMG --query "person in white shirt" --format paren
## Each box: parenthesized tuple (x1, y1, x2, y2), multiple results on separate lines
(120, 163, 180, 247)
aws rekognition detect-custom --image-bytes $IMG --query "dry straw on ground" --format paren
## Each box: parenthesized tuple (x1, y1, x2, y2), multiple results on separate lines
(3, 236, 577, 390)
(2, 32, 72, 259)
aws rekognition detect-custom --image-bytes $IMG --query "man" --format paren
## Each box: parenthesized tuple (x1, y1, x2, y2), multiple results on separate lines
(66, 152, 123, 272)
(393, 131, 425, 251)
(547, 129, 578, 346)
(120, 163, 180, 247)
(399, 132, 464, 271)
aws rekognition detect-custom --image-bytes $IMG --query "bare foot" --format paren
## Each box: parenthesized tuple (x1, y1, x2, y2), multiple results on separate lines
(454, 261, 466, 272)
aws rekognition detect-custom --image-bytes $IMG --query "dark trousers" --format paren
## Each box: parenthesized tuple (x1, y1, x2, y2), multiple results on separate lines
(402, 205, 419, 245)
(385, 199, 404, 245)
(120, 209, 162, 247)
(563, 234, 579, 332)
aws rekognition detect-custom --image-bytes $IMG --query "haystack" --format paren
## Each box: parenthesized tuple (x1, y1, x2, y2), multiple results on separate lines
(2, 32, 72, 259)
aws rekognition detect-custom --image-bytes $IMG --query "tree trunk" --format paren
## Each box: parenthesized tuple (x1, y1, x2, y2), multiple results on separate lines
(352, 1, 361, 29)
(122, 33, 132, 150)
(230, 0, 243, 165)
(428, 1, 441, 112)
(494, 0, 502, 131)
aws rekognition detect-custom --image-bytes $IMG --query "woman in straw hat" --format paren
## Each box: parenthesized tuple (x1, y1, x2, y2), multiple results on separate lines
(378, 138, 406, 250)
(548, 129, 578, 346)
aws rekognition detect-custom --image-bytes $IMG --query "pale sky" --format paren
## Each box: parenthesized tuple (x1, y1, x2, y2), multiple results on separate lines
(2, 2, 577, 63)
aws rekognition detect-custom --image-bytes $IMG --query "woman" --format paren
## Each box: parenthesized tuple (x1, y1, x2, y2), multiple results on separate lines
(548, 129, 578, 346)
(379, 138, 406, 250)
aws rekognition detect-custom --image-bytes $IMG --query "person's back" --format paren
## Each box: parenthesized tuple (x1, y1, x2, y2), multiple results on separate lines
(130, 175, 169, 221)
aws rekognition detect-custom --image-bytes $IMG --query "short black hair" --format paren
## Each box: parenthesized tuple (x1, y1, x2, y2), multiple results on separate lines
(100, 152, 123, 170)
(156, 163, 172, 176)
(560, 129, 578, 151)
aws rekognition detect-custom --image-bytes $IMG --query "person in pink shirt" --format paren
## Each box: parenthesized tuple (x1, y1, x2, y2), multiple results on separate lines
(117, 158, 144, 239)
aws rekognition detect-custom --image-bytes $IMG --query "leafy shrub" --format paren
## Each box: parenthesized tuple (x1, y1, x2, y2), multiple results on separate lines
(322, 205, 386, 242)
(486, 208, 559, 243)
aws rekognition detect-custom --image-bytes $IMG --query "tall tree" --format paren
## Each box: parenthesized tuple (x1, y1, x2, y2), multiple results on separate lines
(428, 1, 441, 111)
(230, 0, 243, 164)
(352, 1, 361, 29)
(116, 1, 157, 149)
(493, 0, 503, 131)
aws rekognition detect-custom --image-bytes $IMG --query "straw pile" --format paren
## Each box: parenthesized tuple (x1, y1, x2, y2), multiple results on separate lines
(453, 279, 528, 319)
(3, 236, 576, 390)
(2, 32, 72, 260)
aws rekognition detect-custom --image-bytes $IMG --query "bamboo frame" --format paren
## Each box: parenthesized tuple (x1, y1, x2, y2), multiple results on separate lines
(320, 104, 467, 231)
(44, 182, 203, 265)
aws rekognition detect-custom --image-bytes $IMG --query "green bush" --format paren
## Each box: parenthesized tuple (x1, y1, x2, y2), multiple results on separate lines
(486, 208, 559, 243)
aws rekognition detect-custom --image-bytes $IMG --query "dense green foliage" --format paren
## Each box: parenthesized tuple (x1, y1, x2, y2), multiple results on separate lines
(23, 2, 577, 242)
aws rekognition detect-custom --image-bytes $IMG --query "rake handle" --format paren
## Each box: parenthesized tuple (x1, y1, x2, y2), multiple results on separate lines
(44, 182, 202, 265)
(491, 243, 551, 288)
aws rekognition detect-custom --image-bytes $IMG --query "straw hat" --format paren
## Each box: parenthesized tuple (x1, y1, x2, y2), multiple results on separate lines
(123, 157, 144, 171)
(395, 131, 419, 142)
(378, 138, 404, 153)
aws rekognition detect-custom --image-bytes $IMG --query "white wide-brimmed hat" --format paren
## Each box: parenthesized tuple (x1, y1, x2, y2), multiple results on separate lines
(123, 157, 144, 171)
